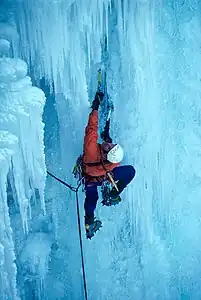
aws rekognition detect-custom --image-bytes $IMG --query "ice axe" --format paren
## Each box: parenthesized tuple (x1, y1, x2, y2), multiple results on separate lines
(107, 172, 119, 192)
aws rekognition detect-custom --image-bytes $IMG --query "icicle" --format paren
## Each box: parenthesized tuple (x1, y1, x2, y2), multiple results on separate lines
(0, 140, 19, 300)
(15, 0, 111, 93)
(0, 52, 46, 226)
(0, 32, 47, 297)
(104, 0, 109, 49)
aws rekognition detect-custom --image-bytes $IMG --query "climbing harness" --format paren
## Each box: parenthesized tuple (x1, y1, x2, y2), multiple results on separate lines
(73, 145, 118, 192)
(47, 171, 88, 300)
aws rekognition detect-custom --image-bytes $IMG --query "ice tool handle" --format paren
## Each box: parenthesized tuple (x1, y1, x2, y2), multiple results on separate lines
(97, 68, 102, 92)
(97, 68, 114, 119)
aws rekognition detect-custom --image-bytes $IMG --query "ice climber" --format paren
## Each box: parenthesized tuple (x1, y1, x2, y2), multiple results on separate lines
(82, 91, 136, 238)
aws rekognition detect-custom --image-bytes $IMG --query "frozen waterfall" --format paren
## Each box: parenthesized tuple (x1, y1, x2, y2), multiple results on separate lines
(0, 37, 47, 299)
(1, 0, 201, 299)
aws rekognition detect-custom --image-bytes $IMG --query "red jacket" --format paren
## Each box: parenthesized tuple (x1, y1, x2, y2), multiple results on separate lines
(82, 110, 119, 179)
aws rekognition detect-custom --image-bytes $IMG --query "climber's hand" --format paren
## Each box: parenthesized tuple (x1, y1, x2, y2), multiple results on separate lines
(91, 91, 104, 110)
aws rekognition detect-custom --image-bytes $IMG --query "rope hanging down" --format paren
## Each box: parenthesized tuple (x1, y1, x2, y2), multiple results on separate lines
(47, 171, 88, 300)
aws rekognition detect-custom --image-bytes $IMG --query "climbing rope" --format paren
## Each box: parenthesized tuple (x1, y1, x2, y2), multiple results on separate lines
(47, 171, 77, 191)
(47, 171, 88, 300)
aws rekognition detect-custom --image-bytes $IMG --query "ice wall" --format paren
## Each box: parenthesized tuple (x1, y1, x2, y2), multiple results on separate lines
(13, 0, 201, 299)
(15, 0, 113, 166)
(0, 34, 47, 299)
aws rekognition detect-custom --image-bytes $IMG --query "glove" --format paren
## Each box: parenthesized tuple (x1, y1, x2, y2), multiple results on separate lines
(100, 119, 113, 143)
(91, 91, 104, 110)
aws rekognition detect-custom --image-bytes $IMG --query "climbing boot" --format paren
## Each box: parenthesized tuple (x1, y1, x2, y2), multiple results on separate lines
(85, 216, 102, 239)
(102, 186, 122, 206)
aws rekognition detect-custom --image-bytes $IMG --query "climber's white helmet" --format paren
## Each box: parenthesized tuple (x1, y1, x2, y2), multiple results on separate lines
(107, 144, 124, 163)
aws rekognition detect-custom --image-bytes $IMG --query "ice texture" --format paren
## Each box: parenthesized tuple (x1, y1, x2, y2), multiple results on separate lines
(0, 36, 46, 299)
(1, 1, 201, 300)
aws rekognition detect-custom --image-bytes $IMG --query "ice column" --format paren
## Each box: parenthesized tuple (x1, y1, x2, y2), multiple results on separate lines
(0, 132, 19, 300)
(0, 38, 46, 298)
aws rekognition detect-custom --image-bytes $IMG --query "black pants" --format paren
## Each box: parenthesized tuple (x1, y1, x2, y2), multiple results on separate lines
(84, 165, 136, 218)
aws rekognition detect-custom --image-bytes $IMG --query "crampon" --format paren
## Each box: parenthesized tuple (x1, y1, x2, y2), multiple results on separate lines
(85, 220, 102, 239)
(101, 181, 122, 206)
